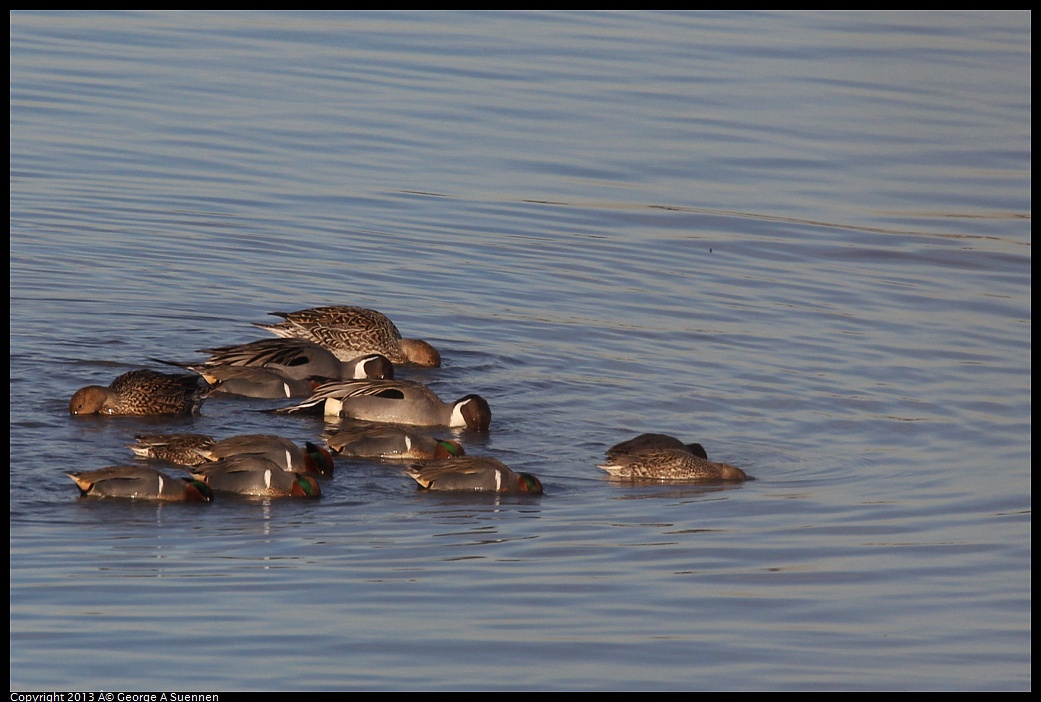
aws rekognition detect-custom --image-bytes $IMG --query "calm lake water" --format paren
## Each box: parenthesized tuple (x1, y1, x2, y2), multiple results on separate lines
(10, 11, 1030, 691)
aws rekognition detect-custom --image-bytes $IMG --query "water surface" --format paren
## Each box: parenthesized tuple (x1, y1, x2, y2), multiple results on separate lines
(10, 11, 1031, 690)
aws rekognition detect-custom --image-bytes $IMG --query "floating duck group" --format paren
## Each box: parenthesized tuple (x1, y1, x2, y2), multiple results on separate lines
(66, 305, 751, 502)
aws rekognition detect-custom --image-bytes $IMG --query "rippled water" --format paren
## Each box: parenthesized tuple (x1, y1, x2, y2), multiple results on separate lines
(10, 11, 1030, 690)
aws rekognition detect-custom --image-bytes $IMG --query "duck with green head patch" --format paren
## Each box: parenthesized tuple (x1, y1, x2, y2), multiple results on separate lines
(407, 456, 543, 494)
(131, 433, 333, 476)
(325, 425, 465, 461)
(67, 465, 213, 502)
(190, 455, 322, 498)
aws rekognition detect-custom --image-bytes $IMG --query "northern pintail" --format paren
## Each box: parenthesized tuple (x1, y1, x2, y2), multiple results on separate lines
(277, 379, 491, 431)
(69, 370, 212, 416)
(197, 338, 394, 382)
(254, 306, 441, 367)
(605, 433, 708, 461)
(599, 447, 749, 481)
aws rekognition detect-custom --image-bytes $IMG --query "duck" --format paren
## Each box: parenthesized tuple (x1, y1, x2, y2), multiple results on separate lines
(406, 456, 543, 494)
(201, 435, 334, 476)
(128, 433, 215, 465)
(196, 338, 394, 382)
(598, 447, 749, 482)
(254, 306, 441, 367)
(189, 455, 322, 498)
(69, 369, 212, 416)
(276, 379, 491, 431)
(67, 465, 213, 502)
(154, 361, 328, 399)
(605, 433, 708, 461)
(130, 433, 334, 476)
(325, 425, 465, 460)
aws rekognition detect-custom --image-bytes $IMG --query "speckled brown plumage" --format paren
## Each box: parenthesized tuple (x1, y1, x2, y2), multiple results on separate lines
(599, 447, 749, 482)
(254, 306, 441, 367)
(130, 433, 333, 476)
(129, 433, 216, 466)
(69, 370, 211, 416)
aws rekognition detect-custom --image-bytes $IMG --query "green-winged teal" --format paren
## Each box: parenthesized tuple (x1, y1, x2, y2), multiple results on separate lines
(407, 456, 543, 494)
(190, 455, 321, 498)
(155, 361, 326, 399)
(325, 425, 465, 460)
(130, 433, 333, 476)
(67, 465, 213, 502)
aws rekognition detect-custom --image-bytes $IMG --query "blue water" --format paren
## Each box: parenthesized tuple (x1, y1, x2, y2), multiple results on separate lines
(10, 11, 1030, 690)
